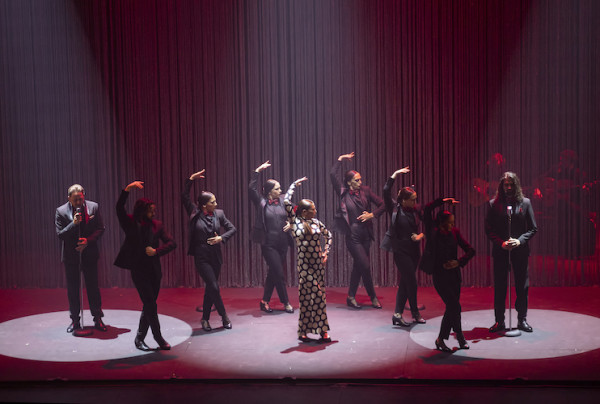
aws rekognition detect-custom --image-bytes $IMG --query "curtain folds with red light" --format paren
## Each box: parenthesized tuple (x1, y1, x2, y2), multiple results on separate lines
(1, 0, 598, 288)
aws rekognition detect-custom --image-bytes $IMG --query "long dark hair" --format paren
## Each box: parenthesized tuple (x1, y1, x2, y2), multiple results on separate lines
(197, 191, 215, 207)
(496, 171, 524, 203)
(296, 199, 315, 235)
(262, 179, 278, 198)
(133, 198, 155, 222)
(397, 186, 416, 204)
(344, 170, 359, 186)
(435, 210, 453, 227)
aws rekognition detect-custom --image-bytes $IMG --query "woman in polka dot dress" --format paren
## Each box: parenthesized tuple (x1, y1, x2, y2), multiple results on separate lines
(284, 179, 333, 343)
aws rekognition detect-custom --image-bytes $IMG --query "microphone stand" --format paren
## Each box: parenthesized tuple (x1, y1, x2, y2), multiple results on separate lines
(504, 205, 521, 337)
(73, 209, 93, 337)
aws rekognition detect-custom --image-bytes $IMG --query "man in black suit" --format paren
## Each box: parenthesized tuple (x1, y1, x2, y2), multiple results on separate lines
(485, 172, 538, 333)
(331, 152, 386, 309)
(55, 184, 106, 333)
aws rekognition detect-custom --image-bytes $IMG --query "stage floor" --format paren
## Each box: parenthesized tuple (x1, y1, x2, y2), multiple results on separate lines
(1, 286, 599, 384)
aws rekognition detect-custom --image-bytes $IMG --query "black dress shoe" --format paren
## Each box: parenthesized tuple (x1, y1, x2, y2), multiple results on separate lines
(518, 319, 533, 332)
(93, 318, 107, 332)
(284, 303, 294, 313)
(67, 321, 81, 333)
(371, 297, 382, 309)
(318, 333, 332, 343)
(298, 335, 311, 343)
(489, 322, 506, 333)
(260, 301, 273, 313)
(435, 338, 452, 352)
(134, 337, 151, 351)
(156, 338, 171, 350)
(457, 338, 470, 349)
(222, 317, 232, 329)
(201, 319, 212, 332)
(413, 313, 426, 324)
(346, 297, 361, 309)
(392, 314, 410, 327)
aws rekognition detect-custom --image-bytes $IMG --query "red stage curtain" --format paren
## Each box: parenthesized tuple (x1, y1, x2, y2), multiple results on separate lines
(1, 0, 598, 288)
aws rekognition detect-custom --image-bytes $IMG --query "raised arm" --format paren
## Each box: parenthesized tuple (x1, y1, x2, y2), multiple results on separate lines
(383, 167, 410, 213)
(330, 152, 354, 194)
(183, 169, 205, 215)
(116, 181, 144, 228)
(249, 161, 271, 205)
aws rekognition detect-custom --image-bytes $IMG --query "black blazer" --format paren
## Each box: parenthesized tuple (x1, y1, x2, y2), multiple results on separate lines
(380, 176, 422, 256)
(114, 190, 176, 270)
(182, 179, 236, 261)
(248, 171, 292, 245)
(423, 198, 475, 274)
(55, 200, 105, 265)
(485, 196, 537, 258)
(330, 160, 385, 239)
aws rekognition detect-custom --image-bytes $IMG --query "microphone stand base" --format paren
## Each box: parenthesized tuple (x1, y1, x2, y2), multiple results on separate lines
(73, 328, 94, 337)
(504, 328, 522, 337)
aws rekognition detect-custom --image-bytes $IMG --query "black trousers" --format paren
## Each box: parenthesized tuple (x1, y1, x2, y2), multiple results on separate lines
(194, 255, 227, 321)
(393, 251, 419, 315)
(131, 264, 163, 341)
(261, 237, 290, 304)
(346, 224, 376, 298)
(433, 269, 463, 340)
(64, 260, 103, 321)
(493, 250, 530, 323)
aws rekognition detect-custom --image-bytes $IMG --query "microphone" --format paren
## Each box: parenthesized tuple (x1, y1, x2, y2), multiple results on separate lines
(75, 207, 83, 223)
(507, 205, 512, 218)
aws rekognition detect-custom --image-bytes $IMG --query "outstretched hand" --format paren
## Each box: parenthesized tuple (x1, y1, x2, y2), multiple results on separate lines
(125, 181, 144, 192)
(190, 169, 206, 181)
(338, 152, 355, 162)
(443, 198, 460, 205)
(391, 166, 410, 179)
(255, 160, 271, 172)
(294, 177, 308, 186)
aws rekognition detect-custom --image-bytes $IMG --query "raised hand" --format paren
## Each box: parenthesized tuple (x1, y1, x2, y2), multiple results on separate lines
(294, 177, 308, 186)
(338, 152, 355, 162)
(391, 166, 410, 179)
(255, 160, 271, 172)
(125, 181, 144, 192)
(190, 169, 206, 181)
(443, 197, 460, 205)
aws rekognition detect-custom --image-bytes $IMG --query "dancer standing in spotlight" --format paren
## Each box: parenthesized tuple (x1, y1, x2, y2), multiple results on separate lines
(423, 197, 475, 352)
(485, 172, 537, 333)
(249, 161, 295, 314)
(55, 184, 106, 334)
(381, 167, 426, 326)
(183, 169, 237, 332)
(114, 181, 176, 351)
(331, 152, 386, 309)
(284, 178, 333, 343)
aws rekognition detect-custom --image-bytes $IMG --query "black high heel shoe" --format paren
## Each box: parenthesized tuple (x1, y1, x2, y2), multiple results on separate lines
(201, 319, 212, 332)
(435, 338, 452, 352)
(284, 303, 294, 313)
(457, 335, 470, 349)
(298, 335, 311, 343)
(260, 301, 273, 313)
(392, 314, 410, 327)
(346, 297, 361, 309)
(222, 316, 232, 329)
(134, 337, 151, 351)
(319, 332, 332, 343)
(155, 338, 171, 350)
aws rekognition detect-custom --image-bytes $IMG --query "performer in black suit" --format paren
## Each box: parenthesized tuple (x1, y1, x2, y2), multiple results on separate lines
(331, 152, 386, 309)
(423, 198, 475, 352)
(250, 161, 295, 314)
(381, 167, 426, 326)
(114, 181, 176, 350)
(485, 172, 537, 333)
(55, 184, 106, 333)
(183, 169, 237, 332)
